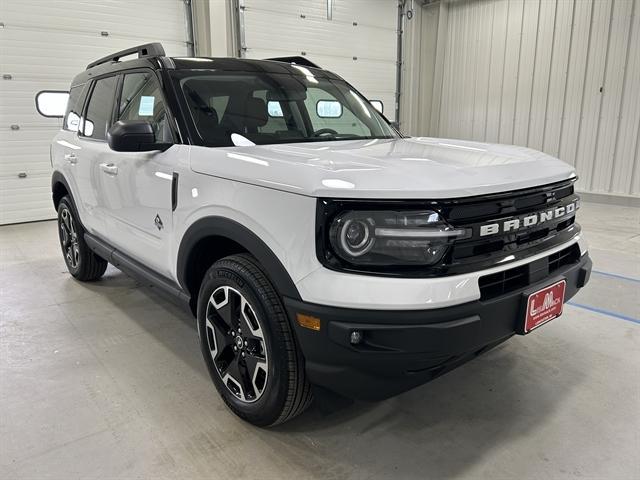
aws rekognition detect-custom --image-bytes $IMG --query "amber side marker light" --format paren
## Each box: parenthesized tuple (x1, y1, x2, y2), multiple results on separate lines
(296, 313, 321, 331)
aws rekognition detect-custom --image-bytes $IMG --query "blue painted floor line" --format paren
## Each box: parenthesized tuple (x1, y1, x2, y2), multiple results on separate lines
(567, 301, 640, 325)
(591, 270, 640, 284)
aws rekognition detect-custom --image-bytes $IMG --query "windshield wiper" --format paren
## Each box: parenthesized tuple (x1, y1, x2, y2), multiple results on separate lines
(305, 134, 393, 142)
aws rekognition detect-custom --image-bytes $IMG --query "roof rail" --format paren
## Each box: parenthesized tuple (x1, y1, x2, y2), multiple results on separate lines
(86, 42, 166, 70)
(265, 56, 321, 69)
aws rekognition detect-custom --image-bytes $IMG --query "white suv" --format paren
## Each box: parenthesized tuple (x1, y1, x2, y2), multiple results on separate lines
(38, 43, 592, 426)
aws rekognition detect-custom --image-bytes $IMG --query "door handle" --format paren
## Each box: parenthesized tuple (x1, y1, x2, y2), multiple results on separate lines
(64, 153, 77, 164)
(99, 163, 118, 175)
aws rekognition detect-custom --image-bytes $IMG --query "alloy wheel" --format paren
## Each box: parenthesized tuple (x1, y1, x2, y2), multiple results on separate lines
(59, 207, 80, 269)
(205, 286, 269, 403)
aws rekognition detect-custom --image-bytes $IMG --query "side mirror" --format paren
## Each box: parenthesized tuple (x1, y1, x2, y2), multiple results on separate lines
(35, 90, 69, 118)
(107, 120, 171, 152)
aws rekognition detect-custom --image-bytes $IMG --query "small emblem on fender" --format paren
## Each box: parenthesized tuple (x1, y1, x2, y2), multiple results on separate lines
(154, 214, 164, 231)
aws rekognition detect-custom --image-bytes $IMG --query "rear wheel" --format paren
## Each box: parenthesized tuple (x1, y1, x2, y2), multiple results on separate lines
(57, 196, 107, 281)
(197, 253, 312, 426)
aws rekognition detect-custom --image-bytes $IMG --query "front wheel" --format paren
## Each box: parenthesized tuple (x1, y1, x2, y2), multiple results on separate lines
(197, 254, 312, 426)
(57, 196, 107, 281)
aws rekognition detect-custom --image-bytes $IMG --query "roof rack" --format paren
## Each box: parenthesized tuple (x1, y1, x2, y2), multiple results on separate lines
(86, 42, 166, 70)
(265, 56, 321, 69)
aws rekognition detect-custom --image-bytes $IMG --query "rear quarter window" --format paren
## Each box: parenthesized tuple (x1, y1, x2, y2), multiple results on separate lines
(63, 85, 84, 132)
(81, 76, 118, 140)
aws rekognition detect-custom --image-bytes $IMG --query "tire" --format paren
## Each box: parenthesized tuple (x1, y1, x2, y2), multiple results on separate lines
(57, 196, 108, 281)
(197, 253, 312, 426)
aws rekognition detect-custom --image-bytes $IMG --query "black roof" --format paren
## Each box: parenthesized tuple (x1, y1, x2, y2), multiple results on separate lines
(169, 57, 340, 78)
(71, 43, 341, 86)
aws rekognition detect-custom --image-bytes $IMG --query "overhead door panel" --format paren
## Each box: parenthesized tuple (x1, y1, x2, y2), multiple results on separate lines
(0, 0, 188, 224)
(241, 0, 397, 121)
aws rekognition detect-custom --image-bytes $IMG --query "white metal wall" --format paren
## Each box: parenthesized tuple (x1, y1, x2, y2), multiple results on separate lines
(0, 0, 189, 225)
(403, 0, 639, 198)
(240, 0, 398, 121)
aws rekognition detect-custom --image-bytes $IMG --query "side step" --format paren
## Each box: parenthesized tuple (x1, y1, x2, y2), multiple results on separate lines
(84, 232, 191, 306)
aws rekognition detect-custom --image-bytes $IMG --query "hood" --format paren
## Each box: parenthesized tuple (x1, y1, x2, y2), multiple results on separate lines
(189, 137, 576, 199)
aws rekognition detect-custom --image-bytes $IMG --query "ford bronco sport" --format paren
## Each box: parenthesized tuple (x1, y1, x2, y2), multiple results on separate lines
(37, 43, 592, 426)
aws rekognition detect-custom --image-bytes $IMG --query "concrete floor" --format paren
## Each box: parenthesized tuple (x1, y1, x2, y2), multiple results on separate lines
(1, 201, 638, 480)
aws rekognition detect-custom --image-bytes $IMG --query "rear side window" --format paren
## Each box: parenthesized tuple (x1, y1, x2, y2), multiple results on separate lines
(118, 72, 172, 142)
(81, 76, 118, 140)
(63, 85, 83, 132)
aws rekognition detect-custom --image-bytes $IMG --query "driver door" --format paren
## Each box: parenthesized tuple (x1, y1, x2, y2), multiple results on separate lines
(97, 70, 176, 277)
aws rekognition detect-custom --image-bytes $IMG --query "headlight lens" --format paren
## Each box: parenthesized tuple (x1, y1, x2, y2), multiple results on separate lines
(328, 210, 466, 266)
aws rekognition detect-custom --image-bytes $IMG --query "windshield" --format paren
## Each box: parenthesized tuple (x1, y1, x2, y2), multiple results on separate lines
(171, 69, 398, 147)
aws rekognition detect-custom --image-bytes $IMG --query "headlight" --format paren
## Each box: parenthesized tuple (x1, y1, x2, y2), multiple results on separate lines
(327, 210, 466, 266)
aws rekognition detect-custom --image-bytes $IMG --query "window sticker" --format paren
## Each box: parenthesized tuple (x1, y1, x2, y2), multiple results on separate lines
(267, 101, 283, 117)
(316, 100, 342, 118)
(139, 96, 155, 116)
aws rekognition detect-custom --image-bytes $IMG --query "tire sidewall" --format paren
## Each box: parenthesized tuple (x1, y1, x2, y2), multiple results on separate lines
(197, 259, 291, 425)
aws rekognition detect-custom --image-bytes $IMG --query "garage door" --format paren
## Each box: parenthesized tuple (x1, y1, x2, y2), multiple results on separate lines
(0, 0, 189, 225)
(240, 0, 398, 120)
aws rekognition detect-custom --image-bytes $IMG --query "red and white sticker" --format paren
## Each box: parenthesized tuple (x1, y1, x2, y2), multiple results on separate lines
(524, 280, 566, 333)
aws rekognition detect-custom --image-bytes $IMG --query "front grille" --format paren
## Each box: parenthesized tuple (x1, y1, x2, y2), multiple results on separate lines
(479, 243, 581, 300)
(317, 179, 581, 278)
(441, 179, 580, 274)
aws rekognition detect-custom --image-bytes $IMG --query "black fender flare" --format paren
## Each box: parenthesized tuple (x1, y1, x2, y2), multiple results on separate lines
(51, 170, 74, 210)
(51, 171, 91, 232)
(177, 216, 302, 301)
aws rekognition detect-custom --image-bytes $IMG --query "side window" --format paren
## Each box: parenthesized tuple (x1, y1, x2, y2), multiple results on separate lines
(118, 72, 172, 142)
(81, 76, 118, 140)
(63, 85, 83, 132)
(304, 87, 370, 136)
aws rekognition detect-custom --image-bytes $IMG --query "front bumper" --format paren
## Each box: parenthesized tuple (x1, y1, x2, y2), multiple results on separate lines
(284, 252, 592, 401)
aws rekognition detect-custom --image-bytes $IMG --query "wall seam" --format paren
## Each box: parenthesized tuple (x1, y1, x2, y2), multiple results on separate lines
(557, 0, 577, 158)
(496, 0, 511, 143)
(541, 0, 560, 150)
(608, 0, 635, 192)
(588, 0, 616, 191)
(525, 0, 542, 147)
(628, 97, 640, 195)
(435, 3, 450, 136)
(483, 1, 497, 141)
(511, 0, 527, 144)
(470, 1, 482, 138)
(573, 0, 596, 172)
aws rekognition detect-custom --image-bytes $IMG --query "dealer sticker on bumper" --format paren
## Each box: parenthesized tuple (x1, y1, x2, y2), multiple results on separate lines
(523, 280, 566, 334)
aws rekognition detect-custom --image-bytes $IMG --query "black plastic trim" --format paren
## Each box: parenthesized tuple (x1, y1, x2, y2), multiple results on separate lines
(51, 171, 73, 211)
(84, 232, 190, 306)
(87, 42, 165, 70)
(171, 172, 179, 212)
(176, 217, 301, 301)
(284, 252, 591, 400)
(265, 56, 321, 69)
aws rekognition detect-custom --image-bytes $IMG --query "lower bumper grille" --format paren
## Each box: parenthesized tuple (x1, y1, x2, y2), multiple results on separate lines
(479, 243, 581, 300)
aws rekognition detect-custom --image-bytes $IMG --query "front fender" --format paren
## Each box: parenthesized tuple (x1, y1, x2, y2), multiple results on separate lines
(176, 216, 302, 301)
